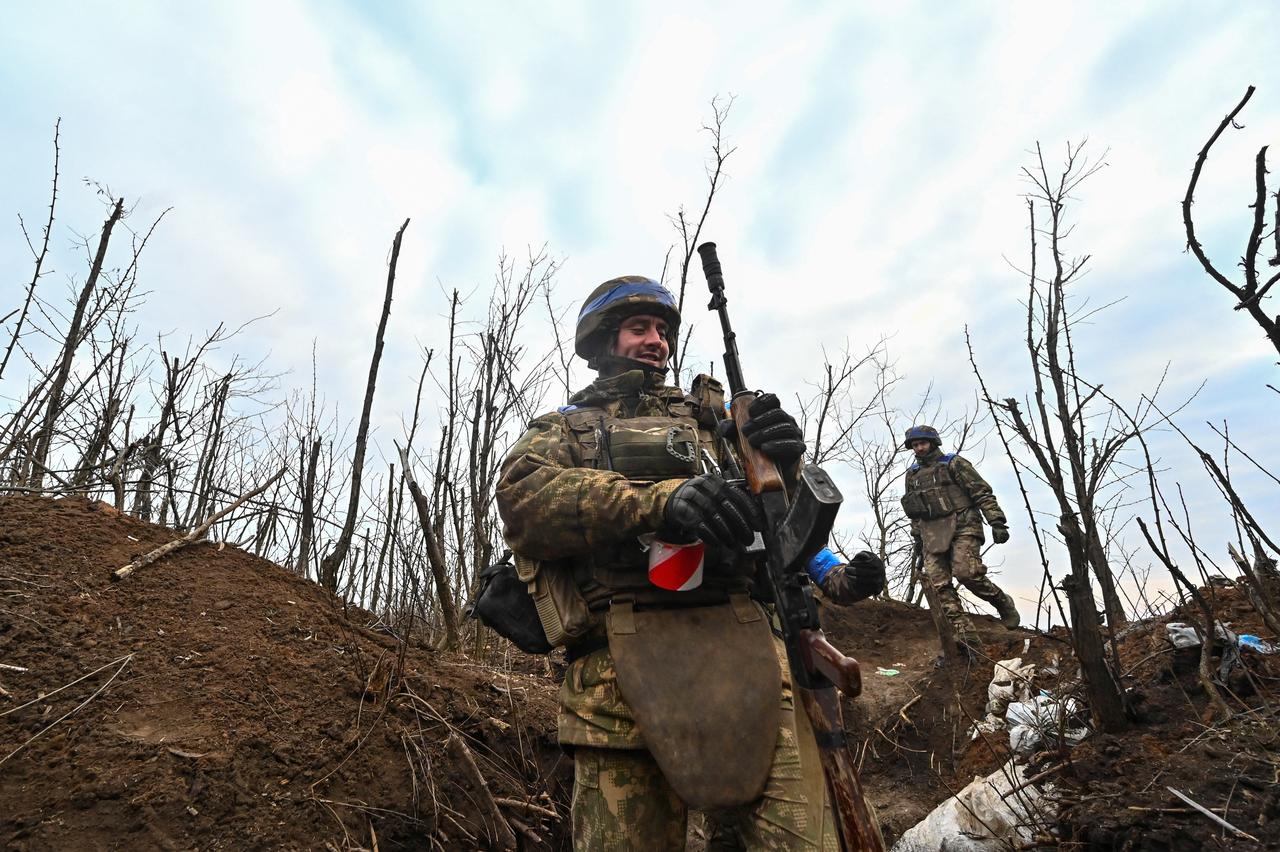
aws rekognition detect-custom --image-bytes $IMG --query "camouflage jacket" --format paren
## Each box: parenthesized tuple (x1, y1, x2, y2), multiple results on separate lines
(905, 448, 1006, 540)
(497, 368, 732, 748)
(496, 369, 724, 561)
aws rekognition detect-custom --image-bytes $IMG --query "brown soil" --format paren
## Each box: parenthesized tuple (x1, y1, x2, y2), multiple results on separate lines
(818, 585, 1280, 849)
(818, 594, 1059, 842)
(1050, 586, 1280, 850)
(3, 494, 1277, 850)
(0, 495, 569, 851)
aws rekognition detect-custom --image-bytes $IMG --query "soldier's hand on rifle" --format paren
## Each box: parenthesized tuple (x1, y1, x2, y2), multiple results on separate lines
(848, 551, 886, 598)
(718, 393, 806, 464)
(661, 474, 762, 551)
(990, 524, 1010, 545)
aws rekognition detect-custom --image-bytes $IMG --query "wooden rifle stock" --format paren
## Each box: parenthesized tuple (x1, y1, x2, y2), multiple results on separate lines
(801, 629, 862, 698)
(729, 393, 787, 495)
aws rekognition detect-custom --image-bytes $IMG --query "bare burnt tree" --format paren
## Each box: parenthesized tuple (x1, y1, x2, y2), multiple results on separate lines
(973, 142, 1138, 732)
(395, 250, 561, 650)
(1155, 411, 1280, 635)
(796, 340, 893, 468)
(25, 198, 125, 489)
(667, 95, 736, 386)
(317, 219, 408, 593)
(1183, 85, 1280, 360)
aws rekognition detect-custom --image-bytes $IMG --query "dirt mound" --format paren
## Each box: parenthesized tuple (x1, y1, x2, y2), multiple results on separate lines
(1053, 586, 1280, 850)
(820, 585, 1280, 848)
(0, 496, 570, 850)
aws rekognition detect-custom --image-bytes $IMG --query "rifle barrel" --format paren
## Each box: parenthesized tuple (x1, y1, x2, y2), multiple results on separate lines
(697, 242, 747, 396)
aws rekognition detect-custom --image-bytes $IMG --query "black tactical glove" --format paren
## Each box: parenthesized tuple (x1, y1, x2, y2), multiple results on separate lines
(848, 551, 886, 598)
(661, 474, 762, 551)
(990, 524, 1010, 545)
(717, 393, 806, 464)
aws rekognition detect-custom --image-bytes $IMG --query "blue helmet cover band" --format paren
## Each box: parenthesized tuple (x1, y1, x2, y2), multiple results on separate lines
(577, 278, 676, 323)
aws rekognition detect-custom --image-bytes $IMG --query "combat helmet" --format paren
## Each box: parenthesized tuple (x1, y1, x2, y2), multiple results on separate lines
(903, 424, 942, 450)
(574, 276, 680, 367)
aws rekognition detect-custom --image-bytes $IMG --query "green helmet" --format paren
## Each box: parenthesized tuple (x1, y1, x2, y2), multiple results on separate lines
(903, 424, 942, 450)
(574, 276, 680, 366)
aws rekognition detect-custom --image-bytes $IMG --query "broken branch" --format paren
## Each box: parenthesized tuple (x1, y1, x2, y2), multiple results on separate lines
(112, 466, 286, 581)
(445, 732, 516, 851)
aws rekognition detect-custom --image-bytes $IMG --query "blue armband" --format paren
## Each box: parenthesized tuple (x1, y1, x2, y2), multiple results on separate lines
(806, 547, 842, 585)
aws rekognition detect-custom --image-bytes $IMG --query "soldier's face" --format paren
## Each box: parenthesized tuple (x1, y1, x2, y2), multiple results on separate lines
(910, 439, 933, 457)
(612, 314, 670, 369)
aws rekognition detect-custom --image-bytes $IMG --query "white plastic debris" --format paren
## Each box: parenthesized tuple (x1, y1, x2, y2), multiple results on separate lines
(1165, 622, 1202, 648)
(891, 759, 1055, 851)
(972, 658, 1036, 739)
(985, 657, 1035, 718)
(1165, 622, 1248, 677)
(1005, 693, 1089, 755)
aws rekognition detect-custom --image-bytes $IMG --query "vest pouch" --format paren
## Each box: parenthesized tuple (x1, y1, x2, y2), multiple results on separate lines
(604, 416, 700, 481)
(921, 487, 959, 519)
(900, 490, 930, 520)
(469, 556, 553, 655)
(607, 596, 781, 809)
(517, 553, 593, 648)
(690, 373, 726, 429)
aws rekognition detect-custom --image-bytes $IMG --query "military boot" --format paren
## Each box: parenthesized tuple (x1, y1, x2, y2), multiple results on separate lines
(993, 592, 1020, 629)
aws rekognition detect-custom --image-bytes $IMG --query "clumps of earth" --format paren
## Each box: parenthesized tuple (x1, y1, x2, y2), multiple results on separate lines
(2, 495, 1276, 849)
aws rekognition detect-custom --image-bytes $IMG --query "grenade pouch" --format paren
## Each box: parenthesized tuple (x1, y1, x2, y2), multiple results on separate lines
(516, 553, 594, 648)
(901, 487, 969, 520)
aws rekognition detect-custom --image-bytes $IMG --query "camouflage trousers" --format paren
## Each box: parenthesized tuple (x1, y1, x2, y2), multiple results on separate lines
(922, 533, 1007, 641)
(568, 661, 854, 851)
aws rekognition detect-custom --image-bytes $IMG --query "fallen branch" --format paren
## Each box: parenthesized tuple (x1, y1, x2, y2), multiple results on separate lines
(494, 797, 560, 821)
(446, 732, 516, 851)
(112, 466, 286, 581)
(897, 694, 922, 727)
(507, 816, 542, 846)
(1001, 762, 1067, 800)
(1166, 786, 1260, 843)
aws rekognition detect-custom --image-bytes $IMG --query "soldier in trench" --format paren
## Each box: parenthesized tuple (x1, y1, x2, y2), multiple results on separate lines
(899, 425, 1019, 648)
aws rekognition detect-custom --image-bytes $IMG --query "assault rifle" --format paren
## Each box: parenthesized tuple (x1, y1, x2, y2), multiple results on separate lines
(699, 242, 885, 852)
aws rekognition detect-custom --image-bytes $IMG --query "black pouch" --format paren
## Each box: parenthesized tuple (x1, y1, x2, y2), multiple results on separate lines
(900, 490, 930, 520)
(467, 552, 553, 654)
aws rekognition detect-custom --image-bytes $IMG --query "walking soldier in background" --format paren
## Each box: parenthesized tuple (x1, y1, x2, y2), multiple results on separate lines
(497, 275, 870, 850)
(900, 425, 1019, 647)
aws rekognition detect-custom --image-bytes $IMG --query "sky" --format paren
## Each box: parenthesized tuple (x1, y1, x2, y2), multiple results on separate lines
(3, 1, 1279, 621)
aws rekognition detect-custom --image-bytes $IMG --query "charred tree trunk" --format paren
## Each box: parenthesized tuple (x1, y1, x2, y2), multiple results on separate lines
(28, 198, 124, 488)
(318, 218, 408, 593)
(1229, 542, 1280, 636)
(1059, 516, 1128, 732)
(296, 437, 322, 579)
(397, 444, 461, 651)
